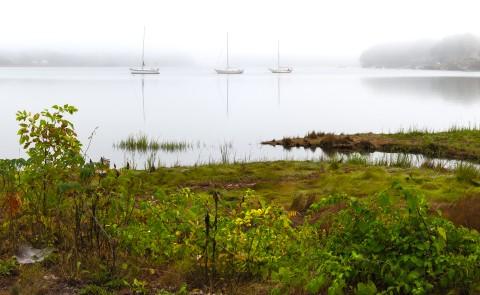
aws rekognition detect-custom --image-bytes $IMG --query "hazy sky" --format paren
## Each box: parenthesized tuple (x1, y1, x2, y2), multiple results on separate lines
(1, 0, 479, 65)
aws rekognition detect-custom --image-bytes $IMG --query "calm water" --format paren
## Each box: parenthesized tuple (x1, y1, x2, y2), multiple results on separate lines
(2, 67, 480, 167)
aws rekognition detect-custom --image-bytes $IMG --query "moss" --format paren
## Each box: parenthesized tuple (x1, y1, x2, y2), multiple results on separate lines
(138, 160, 480, 207)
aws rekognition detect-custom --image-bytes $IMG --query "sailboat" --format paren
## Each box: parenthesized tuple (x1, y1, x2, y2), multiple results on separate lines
(215, 33, 244, 74)
(130, 27, 159, 74)
(269, 40, 292, 73)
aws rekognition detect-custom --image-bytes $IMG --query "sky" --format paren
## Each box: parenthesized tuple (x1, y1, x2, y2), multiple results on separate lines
(1, 0, 479, 66)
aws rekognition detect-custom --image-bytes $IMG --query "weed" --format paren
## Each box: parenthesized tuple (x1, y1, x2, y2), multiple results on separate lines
(219, 142, 233, 164)
(0, 258, 17, 276)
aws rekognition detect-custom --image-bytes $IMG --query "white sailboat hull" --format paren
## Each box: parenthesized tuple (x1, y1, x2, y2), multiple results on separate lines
(269, 67, 293, 73)
(215, 68, 244, 74)
(130, 67, 160, 74)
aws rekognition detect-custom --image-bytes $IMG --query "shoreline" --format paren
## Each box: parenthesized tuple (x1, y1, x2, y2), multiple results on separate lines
(262, 128, 480, 163)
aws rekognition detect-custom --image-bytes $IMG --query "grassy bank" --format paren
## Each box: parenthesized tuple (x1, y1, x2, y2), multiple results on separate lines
(262, 127, 480, 162)
(2, 159, 480, 294)
(1, 105, 480, 294)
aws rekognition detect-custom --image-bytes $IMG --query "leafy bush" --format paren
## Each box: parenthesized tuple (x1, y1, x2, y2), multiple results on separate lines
(274, 183, 480, 294)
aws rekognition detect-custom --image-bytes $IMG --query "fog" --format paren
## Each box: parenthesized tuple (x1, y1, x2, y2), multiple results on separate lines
(1, 0, 479, 66)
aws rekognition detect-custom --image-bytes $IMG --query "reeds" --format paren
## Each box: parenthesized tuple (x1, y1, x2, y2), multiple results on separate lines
(395, 124, 480, 135)
(345, 153, 368, 166)
(455, 162, 480, 183)
(114, 133, 192, 153)
(321, 152, 416, 169)
(219, 142, 234, 164)
(145, 152, 157, 171)
(420, 158, 448, 171)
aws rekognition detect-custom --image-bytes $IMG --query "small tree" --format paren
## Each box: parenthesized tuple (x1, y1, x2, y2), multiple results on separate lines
(16, 104, 83, 214)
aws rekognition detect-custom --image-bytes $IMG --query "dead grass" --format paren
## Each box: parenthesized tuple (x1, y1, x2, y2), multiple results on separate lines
(433, 194, 480, 230)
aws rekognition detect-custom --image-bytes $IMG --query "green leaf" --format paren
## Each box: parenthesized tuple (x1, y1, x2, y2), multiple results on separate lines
(437, 227, 447, 241)
(355, 281, 377, 295)
(306, 274, 326, 293)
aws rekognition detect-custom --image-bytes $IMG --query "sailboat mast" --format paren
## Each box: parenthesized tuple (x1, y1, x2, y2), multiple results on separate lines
(142, 26, 146, 68)
(277, 40, 280, 69)
(226, 32, 229, 68)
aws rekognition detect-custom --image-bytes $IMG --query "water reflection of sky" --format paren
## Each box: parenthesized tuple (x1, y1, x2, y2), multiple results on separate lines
(1, 67, 480, 166)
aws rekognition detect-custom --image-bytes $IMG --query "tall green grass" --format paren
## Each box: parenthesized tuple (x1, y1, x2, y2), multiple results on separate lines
(455, 162, 480, 183)
(395, 124, 480, 135)
(345, 153, 368, 166)
(114, 133, 192, 153)
(219, 142, 234, 164)
(324, 152, 415, 168)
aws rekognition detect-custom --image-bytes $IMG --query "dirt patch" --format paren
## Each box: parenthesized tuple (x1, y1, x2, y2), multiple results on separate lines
(432, 195, 480, 231)
(288, 193, 346, 231)
(189, 181, 257, 191)
(0, 276, 17, 294)
(263, 133, 392, 153)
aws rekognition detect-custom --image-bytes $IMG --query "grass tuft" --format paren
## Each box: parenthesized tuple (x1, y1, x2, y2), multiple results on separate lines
(114, 133, 192, 153)
(345, 153, 368, 166)
(455, 162, 480, 183)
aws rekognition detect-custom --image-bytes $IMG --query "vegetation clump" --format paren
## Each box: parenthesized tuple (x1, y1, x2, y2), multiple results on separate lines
(115, 133, 192, 153)
(273, 186, 480, 294)
(263, 127, 480, 163)
(455, 161, 480, 184)
(0, 258, 17, 277)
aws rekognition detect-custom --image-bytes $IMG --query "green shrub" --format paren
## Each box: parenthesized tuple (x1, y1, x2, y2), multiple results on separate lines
(276, 184, 480, 294)
(0, 258, 18, 276)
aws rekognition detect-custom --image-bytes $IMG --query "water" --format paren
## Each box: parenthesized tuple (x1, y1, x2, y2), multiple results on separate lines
(2, 67, 480, 167)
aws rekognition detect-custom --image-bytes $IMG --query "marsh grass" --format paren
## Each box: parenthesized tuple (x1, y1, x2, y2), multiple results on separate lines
(455, 162, 480, 183)
(220, 142, 234, 164)
(325, 152, 415, 169)
(389, 153, 414, 168)
(158, 141, 192, 152)
(327, 153, 343, 169)
(145, 152, 157, 171)
(447, 124, 480, 133)
(273, 125, 480, 165)
(345, 153, 368, 166)
(421, 158, 448, 171)
(306, 125, 480, 138)
(115, 133, 192, 153)
(395, 124, 480, 135)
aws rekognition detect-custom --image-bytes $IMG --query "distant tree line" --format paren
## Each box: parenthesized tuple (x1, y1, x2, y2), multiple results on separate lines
(360, 34, 480, 71)
(0, 49, 195, 67)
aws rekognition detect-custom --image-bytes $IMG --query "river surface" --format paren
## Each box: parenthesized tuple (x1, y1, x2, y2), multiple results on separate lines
(2, 67, 480, 167)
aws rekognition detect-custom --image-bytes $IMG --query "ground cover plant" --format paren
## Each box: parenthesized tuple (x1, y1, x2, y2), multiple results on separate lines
(0, 105, 479, 294)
